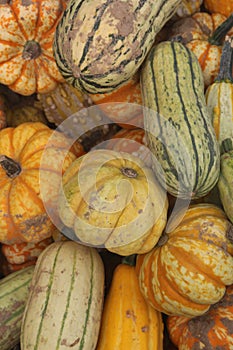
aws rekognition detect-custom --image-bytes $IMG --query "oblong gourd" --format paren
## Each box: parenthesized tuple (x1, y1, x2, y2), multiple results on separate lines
(53, 0, 182, 94)
(0, 266, 34, 350)
(20, 241, 105, 350)
(96, 263, 164, 349)
(141, 40, 220, 199)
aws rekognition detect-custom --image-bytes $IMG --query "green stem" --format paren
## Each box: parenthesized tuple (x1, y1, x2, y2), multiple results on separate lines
(122, 254, 137, 266)
(209, 13, 233, 46)
(215, 36, 233, 82)
(220, 138, 233, 154)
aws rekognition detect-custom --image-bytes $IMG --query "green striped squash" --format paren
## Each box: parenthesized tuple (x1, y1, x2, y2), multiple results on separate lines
(205, 36, 233, 146)
(53, 0, 182, 94)
(218, 138, 233, 225)
(141, 40, 220, 199)
(0, 266, 34, 350)
(20, 241, 105, 350)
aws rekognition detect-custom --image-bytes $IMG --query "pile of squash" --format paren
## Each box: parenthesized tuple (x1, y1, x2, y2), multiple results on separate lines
(1, 0, 233, 349)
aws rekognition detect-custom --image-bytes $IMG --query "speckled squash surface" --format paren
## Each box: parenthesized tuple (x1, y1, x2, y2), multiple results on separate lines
(136, 203, 233, 317)
(53, 0, 182, 94)
(0, 0, 66, 96)
(58, 149, 168, 256)
(167, 284, 233, 349)
(20, 241, 105, 350)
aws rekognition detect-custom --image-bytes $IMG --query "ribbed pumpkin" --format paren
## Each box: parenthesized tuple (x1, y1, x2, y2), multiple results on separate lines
(218, 138, 233, 225)
(0, 122, 83, 245)
(205, 36, 233, 145)
(20, 240, 105, 350)
(1, 237, 53, 265)
(91, 73, 144, 129)
(58, 149, 168, 256)
(167, 284, 233, 349)
(103, 128, 151, 167)
(53, 0, 182, 94)
(168, 12, 233, 87)
(136, 203, 233, 317)
(0, 0, 66, 96)
(96, 262, 164, 349)
(204, 0, 233, 17)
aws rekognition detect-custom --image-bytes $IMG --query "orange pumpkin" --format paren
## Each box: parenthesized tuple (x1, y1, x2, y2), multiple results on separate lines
(168, 12, 233, 87)
(0, 122, 83, 245)
(96, 262, 164, 349)
(167, 284, 233, 349)
(1, 237, 53, 265)
(204, 0, 233, 17)
(0, 0, 66, 96)
(91, 73, 144, 129)
(136, 203, 233, 317)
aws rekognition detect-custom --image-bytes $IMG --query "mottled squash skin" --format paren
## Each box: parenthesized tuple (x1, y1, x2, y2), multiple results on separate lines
(53, 0, 182, 94)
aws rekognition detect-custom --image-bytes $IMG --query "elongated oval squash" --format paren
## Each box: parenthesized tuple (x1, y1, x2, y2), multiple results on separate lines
(141, 40, 220, 199)
(0, 266, 34, 350)
(96, 263, 164, 350)
(20, 241, 105, 350)
(53, 0, 182, 94)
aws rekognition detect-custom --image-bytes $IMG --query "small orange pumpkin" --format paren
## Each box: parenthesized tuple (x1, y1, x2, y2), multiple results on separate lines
(204, 0, 233, 17)
(0, 0, 66, 96)
(167, 284, 233, 349)
(0, 122, 83, 245)
(168, 12, 233, 87)
(96, 262, 164, 349)
(136, 203, 233, 317)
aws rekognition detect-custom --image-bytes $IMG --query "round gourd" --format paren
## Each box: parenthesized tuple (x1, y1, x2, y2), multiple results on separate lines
(167, 284, 233, 349)
(96, 262, 164, 349)
(0, 122, 83, 245)
(58, 149, 168, 256)
(168, 12, 233, 87)
(1, 237, 53, 265)
(204, 0, 233, 17)
(136, 203, 233, 317)
(53, 0, 182, 94)
(20, 240, 105, 350)
(0, 0, 66, 96)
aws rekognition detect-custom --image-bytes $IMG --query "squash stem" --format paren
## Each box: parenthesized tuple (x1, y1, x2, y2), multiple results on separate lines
(122, 254, 137, 266)
(22, 40, 41, 60)
(220, 138, 233, 154)
(0, 155, 21, 178)
(215, 36, 233, 83)
(209, 13, 233, 46)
